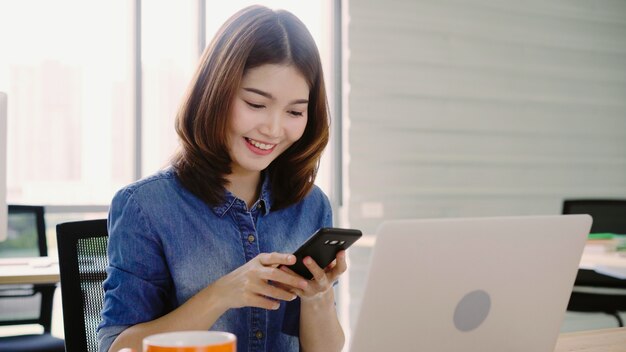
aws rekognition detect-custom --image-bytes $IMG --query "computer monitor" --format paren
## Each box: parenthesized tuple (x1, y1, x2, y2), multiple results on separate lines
(0, 92, 7, 239)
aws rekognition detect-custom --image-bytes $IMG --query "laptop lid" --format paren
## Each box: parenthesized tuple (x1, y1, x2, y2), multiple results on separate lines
(350, 215, 592, 352)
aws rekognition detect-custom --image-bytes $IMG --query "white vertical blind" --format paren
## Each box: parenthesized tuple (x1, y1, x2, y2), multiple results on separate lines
(347, 0, 626, 234)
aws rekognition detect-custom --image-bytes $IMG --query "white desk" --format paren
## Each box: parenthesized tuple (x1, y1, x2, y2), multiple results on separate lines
(0, 257, 60, 284)
(554, 327, 626, 351)
(580, 249, 626, 280)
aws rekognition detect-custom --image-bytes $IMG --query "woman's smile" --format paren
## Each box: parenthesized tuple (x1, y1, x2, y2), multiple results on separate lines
(244, 137, 276, 155)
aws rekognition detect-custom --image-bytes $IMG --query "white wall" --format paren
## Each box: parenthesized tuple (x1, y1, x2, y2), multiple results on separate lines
(0, 92, 6, 238)
(346, 0, 626, 234)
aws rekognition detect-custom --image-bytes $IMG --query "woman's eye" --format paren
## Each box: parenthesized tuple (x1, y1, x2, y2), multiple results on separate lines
(288, 110, 304, 117)
(245, 101, 265, 109)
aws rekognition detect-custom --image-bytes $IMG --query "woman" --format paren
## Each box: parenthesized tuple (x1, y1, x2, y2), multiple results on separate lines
(97, 5, 345, 352)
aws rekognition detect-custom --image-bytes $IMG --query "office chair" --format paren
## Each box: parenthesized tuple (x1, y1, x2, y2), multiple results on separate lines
(562, 199, 626, 327)
(0, 205, 65, 352)
(563, 200, 626, 234)
(56, 219, 108, 352)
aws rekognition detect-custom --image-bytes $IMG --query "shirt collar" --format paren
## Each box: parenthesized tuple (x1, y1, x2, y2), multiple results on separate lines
(211, 172, 272, 217)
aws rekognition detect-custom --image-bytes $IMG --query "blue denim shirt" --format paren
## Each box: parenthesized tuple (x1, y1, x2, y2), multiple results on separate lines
(97, 168, 332, 352)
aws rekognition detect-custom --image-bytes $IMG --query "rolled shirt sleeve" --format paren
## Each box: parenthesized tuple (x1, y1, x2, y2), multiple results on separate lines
(97, 188, 174, 351)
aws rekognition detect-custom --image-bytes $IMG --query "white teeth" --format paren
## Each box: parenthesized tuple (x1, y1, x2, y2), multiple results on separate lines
(247, 138, 274, 150)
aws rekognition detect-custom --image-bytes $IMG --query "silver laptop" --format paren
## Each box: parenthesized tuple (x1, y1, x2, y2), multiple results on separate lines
(350, 215, 592, 352)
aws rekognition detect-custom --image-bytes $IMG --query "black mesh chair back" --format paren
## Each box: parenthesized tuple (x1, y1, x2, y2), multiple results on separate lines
(562, 199, 626, 326)
(57, 219, 108, 352)
(0, 205, 65, 352)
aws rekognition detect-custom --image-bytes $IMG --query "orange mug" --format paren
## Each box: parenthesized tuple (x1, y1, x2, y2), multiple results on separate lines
(143, 331, 236, 352)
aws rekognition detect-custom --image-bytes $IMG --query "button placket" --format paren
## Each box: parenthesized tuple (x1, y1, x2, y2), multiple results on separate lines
(231, 199, 268, 351)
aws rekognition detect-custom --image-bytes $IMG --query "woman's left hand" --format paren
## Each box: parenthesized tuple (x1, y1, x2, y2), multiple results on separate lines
(280, 250, 347, 301)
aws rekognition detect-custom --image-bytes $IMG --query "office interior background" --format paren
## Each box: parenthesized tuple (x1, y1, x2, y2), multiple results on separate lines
(1, 0, 626, 343)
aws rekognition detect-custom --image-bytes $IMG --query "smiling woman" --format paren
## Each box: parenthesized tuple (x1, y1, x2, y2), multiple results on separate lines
(0, 1, 338, 348)
(99, 5, 344, 352)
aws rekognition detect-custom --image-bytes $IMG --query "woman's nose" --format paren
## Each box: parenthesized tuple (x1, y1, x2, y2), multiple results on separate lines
(260, 110, 281, 137)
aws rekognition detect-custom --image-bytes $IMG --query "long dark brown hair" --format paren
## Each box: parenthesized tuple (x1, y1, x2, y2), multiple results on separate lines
(171, 5, 329, 210)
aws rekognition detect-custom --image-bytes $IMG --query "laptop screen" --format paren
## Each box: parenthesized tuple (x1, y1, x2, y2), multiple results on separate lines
(350, 215, 591, 352)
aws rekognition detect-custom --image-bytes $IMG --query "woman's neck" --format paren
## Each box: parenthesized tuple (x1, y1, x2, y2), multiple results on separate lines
(225, 170, 262, 209)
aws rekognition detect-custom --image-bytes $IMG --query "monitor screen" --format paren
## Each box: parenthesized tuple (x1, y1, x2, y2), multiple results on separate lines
(0, 92, 7, 239)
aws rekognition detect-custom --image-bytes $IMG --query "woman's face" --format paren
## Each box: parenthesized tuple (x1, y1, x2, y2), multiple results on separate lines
(227, 64, 309, 176)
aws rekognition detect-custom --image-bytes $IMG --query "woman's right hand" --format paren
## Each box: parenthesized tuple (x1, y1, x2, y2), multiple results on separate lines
(207, 252, 309, 311)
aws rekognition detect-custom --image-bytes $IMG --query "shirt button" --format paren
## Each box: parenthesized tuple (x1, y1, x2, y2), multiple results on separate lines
(248, 234, 255, 243)
(255, 330, 264, 339)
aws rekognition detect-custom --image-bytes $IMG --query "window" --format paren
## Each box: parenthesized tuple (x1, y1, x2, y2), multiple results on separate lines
(142, 0, 199, 175)
(1, 1, 333, 207)
(0, 0, 134, 206)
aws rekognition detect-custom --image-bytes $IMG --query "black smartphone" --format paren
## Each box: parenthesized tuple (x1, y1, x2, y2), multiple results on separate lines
(288, 227, 362, 280)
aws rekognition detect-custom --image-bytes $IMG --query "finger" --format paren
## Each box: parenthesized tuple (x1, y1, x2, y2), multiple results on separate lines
(256, 281, 298, 302)
(247, 293, 282, 310)
(273, 279, 304, 296)
(303, 256, 326, 282)
(258, 252, 296, 267)
(279, 266, 310, 287)
(275, 270, 310, 296)
(279, 265, 296, 275)
(272, 282, 303, 297)
(325, 259, 337, 271)
(328, 251, 348, 281)
(290, 288, 304, 297)
(262, 266, 308, 290)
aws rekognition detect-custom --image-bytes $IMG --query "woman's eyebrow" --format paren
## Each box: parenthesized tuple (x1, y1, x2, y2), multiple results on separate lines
(243, 87, 308, 105)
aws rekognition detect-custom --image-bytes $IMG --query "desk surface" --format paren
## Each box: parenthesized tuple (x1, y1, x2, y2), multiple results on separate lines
(0, 257, 60, 284)
(555, 327, 626, 351)
(580, 250, 626, 279)
(1, 255, 625, 351)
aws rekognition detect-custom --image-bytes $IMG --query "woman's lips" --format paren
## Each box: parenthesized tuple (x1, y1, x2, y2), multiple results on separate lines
(245, 137, 276, 155)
